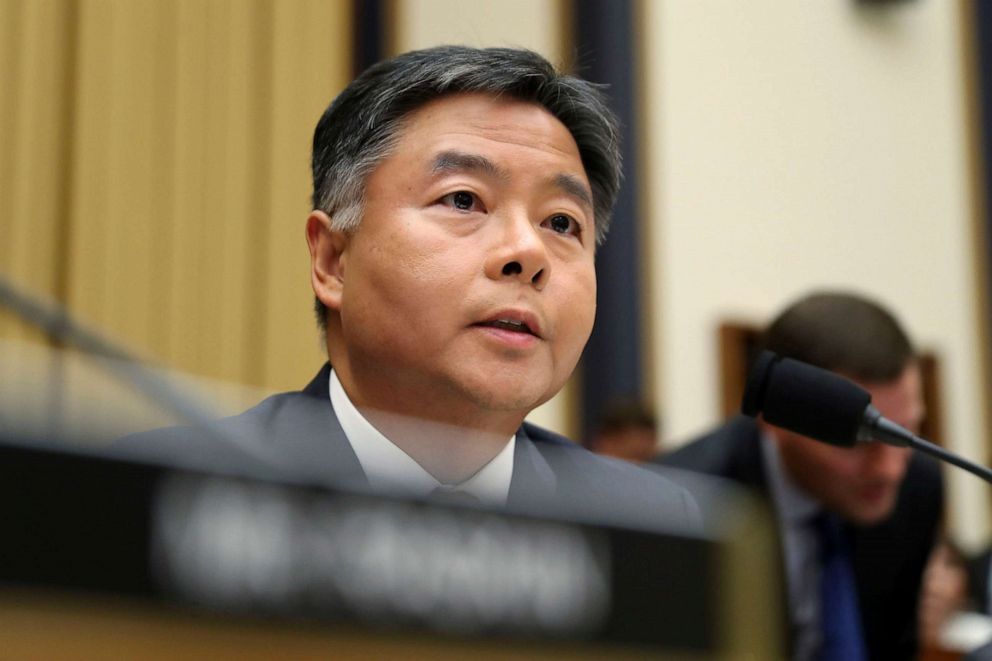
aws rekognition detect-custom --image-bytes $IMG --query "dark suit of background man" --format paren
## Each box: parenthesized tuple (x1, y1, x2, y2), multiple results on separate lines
(133, 46, 697, 529)
(656, 292, 943, 660)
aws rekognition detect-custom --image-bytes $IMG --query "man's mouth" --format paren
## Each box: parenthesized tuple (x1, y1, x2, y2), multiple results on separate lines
(473, 311, 543, 339)
(478, 318, 536, 335)
(858, 484, 893, 503)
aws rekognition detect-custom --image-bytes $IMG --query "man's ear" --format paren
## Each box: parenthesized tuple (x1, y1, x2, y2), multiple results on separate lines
(306, 210, 349, 311)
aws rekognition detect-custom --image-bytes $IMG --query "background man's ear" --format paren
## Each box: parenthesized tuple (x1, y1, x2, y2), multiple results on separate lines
(306, 210, 349, 311)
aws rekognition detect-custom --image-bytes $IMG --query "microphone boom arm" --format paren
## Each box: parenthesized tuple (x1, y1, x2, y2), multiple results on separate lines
(863, 403, 992, 484)
(744, 350, 992, 486)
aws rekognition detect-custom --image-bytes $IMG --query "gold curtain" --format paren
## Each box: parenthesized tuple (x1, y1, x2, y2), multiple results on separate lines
(0, 0, 351, 392)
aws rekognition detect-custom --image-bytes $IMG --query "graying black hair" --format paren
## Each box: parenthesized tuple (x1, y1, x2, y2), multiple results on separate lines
(311, 45, 622, 329)
(760, 291, 915, 383)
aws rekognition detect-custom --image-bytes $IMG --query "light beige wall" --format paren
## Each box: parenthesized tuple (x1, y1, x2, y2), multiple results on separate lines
(391, 0, 574, 436)
(644, 1, 988, 546)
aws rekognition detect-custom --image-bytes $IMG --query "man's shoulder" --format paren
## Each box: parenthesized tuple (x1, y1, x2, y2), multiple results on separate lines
(117, 389, 317, 472)
(521, 420, 709, 495)
(653, 416, 762, 479)
(124, 387, 319, 440)
(519, 421, 575, 448)
(520, 422, 701, 531)
(520, 421, 653, 481)
(116, 365, 348, 483)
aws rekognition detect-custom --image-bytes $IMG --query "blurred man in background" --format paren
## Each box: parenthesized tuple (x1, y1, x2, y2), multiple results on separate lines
(655, 291, 943, 660)
(585, 399, 659, 463)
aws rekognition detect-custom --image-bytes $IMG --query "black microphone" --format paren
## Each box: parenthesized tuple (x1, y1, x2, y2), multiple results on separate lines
(742, 350, 992, 484)
(742, 351, 911, 448)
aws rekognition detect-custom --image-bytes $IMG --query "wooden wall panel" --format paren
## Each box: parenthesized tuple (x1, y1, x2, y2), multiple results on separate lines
(263, 0, 353, 390)
(24, 0, 356, 398)
(0, 0, 74, 344)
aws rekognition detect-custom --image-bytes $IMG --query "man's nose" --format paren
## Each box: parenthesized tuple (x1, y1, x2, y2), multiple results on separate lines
(484, 210, 551, 289)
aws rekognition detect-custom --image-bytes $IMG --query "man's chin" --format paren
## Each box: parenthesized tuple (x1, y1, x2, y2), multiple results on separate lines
(456, 375, 557, 416)
(467, 388, 550, 415)
(845, 498, 898, 527)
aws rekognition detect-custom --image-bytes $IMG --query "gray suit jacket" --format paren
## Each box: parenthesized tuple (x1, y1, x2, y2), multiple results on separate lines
(123, 364, 699, 533)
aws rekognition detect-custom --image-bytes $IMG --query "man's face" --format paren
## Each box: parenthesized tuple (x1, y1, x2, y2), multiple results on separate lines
(312, 93, 597, 429)
(591, 427, 658, 464)
(774, 364, 923, 526)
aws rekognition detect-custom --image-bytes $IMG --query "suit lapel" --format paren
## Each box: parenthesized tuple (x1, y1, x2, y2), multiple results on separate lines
(273, 363, 368, 489)
(506, 425, 558, 509)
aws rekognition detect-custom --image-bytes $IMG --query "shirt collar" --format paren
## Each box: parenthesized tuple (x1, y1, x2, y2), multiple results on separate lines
(328, 368, 515, 505)
(760, 428, 821, 524)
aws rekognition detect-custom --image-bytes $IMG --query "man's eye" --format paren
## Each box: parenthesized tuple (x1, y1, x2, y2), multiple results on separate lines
(441, 191, 480, 212)
(546, 214, 579, 235)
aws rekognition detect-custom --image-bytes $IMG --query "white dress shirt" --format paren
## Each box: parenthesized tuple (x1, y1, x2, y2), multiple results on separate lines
(760, 431, 824, 661)
(328, 368, 515, 506)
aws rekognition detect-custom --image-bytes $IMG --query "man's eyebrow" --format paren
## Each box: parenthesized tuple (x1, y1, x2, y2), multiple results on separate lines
(431, 150, 594, 212)
(553, 173, 594, 212)
(431, 150, 508, 181)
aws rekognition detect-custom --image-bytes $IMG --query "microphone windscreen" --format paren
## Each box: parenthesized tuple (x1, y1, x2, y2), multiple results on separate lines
(741, 350, 778, 417)
(741, 351, 871, 447)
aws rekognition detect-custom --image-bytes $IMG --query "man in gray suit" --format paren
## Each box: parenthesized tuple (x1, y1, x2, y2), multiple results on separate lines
(134, 46, 697, 531)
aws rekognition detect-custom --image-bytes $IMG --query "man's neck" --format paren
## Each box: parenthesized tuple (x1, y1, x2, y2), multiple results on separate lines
(328, 364, 521, 483)
(358, 406, 513, 484)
